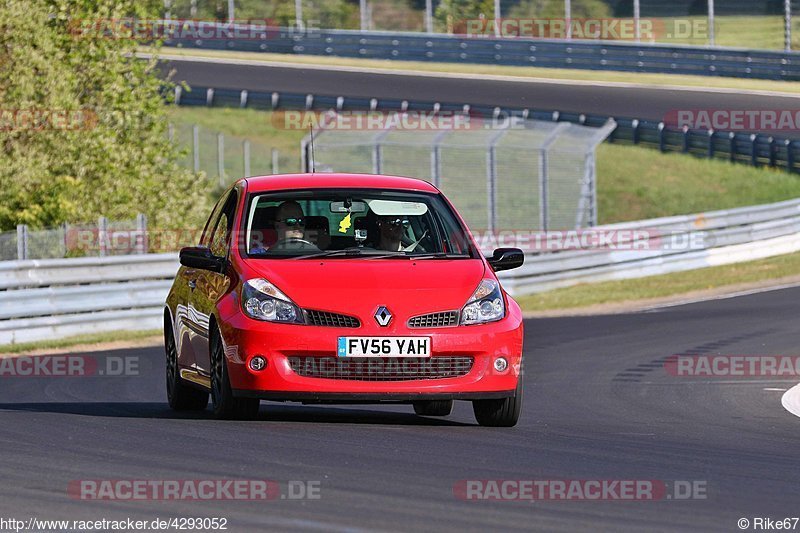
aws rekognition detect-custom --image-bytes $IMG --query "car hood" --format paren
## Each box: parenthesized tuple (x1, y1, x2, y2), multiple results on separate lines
(245, 258, 487, 321)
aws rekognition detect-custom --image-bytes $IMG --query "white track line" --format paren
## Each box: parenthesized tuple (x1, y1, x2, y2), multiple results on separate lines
(143, 51, 800, 100)
(781, 383, 800, 419)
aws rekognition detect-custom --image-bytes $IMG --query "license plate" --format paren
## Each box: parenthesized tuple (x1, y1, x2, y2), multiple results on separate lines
(337, 337, 431, 358)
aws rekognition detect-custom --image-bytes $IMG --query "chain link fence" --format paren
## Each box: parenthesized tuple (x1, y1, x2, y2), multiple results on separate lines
(303, 112, 615, 231)
(169, 122, 293, 185)
(2, 216, 147, 261)
(160, 0, 800, 50)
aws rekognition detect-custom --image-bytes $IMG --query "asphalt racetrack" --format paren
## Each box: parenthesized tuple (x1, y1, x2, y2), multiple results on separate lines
(1, 287, 799, 531)
(161, 55, 800, 129)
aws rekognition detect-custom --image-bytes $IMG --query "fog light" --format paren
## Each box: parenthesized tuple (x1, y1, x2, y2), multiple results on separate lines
(249, 356, 267, 372)
(494, 357, 508, 372)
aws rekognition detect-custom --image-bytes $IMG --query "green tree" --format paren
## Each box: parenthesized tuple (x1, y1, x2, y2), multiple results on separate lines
(509, 0, 611, 19)
(0, 0, 204, 230)
(434, 0, 495, 33)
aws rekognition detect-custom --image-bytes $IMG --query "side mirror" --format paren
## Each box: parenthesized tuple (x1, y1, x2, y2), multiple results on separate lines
(179, 246, 225, 272)
(487, 248, 524, 272)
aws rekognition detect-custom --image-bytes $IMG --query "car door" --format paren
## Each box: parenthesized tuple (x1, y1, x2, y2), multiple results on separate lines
(189, 189, 238, 376)
(176, 194, 228, 370)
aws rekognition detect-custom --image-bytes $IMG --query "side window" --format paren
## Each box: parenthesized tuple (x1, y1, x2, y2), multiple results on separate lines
(200, 193, 228, 247)
(209, 191, 238, 258)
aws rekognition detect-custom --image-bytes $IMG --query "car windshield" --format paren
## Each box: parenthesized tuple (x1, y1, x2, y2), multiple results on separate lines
(242, 189, 475, 259)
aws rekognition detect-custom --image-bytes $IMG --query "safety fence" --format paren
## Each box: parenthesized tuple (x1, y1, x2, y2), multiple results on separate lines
(3, 197, 800, 345)
(163, 26, 800, 81)
(1, 215, 148, 262)
(173, 86, 800, 173)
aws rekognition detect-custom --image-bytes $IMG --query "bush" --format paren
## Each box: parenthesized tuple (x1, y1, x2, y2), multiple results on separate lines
(0, 0, 205, 230)
(509, 0, 612, 19)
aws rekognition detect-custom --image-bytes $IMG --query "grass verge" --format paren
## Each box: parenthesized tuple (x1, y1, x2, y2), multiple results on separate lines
(0, 330, 161, 355)
(154, 47, 800, 96)
(516, 251, 800, 313)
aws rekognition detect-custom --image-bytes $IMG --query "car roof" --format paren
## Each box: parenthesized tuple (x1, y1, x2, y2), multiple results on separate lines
(242, 173, 440, 194)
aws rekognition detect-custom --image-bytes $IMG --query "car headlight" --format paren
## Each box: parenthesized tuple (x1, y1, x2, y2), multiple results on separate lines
(242, 278, 304, 324)
(460, 279, 505, 325)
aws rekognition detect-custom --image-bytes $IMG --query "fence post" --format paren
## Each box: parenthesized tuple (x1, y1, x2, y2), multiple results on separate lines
(425, 0, 433, 33)
(565, 0, 572, 40)
(682, 126, 690, 153)
(16, 224, 27, 261)
(729, 132, 736, 162)
(217, 132, 225, 185)
(786, 0, 793, 52)
(786, 139, 795, 173)
(272, 148, 279, 174)
(136, 213, 148, 255)
(708, 0, 715, 46)
(750, 134, 759, 167)
(658, 122, 666, 152)
(98, 216, 108, 257)
(62, 222, 68, 258)
(769, 137, 777, 167)
(486, 147, 497, 233)
(707, 130, 715, 158)
(631, 119, 640, 145)
(539, 148, 548, 232)
(243, 140, 251, 177)
(192, 125, 200, 173)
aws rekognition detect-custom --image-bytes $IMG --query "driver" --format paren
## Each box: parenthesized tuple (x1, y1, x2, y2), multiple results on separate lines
(269, 201, 319, 252)
(375, 215, 408, 252)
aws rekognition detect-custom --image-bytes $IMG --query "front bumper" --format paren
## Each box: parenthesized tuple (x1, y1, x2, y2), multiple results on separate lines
(219, 307, 524, 400)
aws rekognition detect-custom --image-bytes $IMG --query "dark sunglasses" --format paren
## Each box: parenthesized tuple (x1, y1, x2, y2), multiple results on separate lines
(277, 217, 305, 227)
(380, 218, 410, 227)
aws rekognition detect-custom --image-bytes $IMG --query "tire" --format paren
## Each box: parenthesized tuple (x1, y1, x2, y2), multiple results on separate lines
(165, 321, 208, 411)
(210, 327, 260, 420)
(413, 400, 454, 417)
(472, 367, 524, 427)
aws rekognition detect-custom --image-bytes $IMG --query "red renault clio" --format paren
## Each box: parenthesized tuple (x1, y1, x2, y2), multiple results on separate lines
(164, 174, 525, 426)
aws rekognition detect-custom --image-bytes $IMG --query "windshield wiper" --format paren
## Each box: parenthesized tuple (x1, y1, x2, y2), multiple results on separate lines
(291, 248, 405, 260)
(406, 253, 471, 259)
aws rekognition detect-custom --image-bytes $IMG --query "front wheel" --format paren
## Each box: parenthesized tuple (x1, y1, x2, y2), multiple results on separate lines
(210, 328, 260, 420)
(472, 366, 524, 427)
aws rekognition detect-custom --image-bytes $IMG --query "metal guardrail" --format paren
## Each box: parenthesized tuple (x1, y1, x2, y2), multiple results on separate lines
(3, 199, 800, 345)
(164, 27, 800, 81)
(0, 254, 178, 345)
(173, 86, 800, 174)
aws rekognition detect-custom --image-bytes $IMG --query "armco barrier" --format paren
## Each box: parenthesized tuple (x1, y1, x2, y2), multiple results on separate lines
(3, 199, 800, 345)
(164, 27, 800, 81)
(172, 86, 800, 173)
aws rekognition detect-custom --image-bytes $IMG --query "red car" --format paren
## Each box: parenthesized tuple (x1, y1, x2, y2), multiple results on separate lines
(164, 173, 525, 426)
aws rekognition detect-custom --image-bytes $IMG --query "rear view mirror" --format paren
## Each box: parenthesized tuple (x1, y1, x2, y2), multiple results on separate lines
(330, 201, 367, 213)
(179, 246, 225, 272)
(487, 248, 524, 272)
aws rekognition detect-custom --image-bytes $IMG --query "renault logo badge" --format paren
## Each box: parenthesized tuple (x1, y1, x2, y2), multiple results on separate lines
(374, 306, 392, 327)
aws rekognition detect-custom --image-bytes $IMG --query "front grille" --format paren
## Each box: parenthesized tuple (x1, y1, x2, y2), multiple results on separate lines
(408, 311, 459, 328)
(288, 356, 473, 381)
(305, 310, 360, 328)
